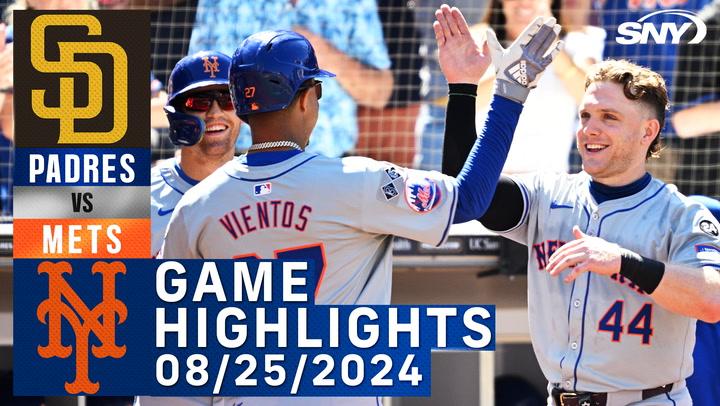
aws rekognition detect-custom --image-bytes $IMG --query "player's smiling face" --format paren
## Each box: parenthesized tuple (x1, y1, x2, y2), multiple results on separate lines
(577, 81, 658, 186)
(183, 85, 241, 157)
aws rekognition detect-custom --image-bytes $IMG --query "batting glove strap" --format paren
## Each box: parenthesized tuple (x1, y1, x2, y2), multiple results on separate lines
(494, 79, 531, 104)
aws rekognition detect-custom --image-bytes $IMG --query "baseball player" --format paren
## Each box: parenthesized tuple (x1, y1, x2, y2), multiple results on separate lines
(146, 7, 562, 406)
(141, 50, 242, 406)
(150, 50, 241, 256)
(437, 8, 720, 405)
(686, 195, 720, 405)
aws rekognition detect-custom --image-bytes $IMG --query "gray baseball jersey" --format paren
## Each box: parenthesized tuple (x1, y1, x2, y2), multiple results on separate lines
(151, 152, 456, 406)
(151, 157, 198, 256)
(161, 151, 457, 305)
(502, 171, 720, 396)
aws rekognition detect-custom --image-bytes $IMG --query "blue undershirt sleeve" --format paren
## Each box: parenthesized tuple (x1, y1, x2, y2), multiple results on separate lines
(452, 94, 522, 223)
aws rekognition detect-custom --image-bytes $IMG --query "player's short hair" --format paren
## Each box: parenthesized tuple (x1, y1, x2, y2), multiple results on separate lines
(585, 60, 669, 159)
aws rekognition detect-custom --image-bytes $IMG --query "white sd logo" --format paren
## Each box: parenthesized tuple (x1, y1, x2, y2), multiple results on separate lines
(616, 9, 707, 45)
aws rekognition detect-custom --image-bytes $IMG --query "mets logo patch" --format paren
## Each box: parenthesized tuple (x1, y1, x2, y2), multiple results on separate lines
(405, 177, 441, 213)
(253, 182, 272, 196)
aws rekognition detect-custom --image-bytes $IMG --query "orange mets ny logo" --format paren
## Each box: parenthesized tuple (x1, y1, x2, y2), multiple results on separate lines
(36, 261, 127, 394)
(202, 55, 220, 78)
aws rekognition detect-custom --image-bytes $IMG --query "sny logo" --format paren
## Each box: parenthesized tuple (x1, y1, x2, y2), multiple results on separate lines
(202, 55, 220, 78)
(30, 14, 128, 144)
(616, 9, 707, 45)
(36, 261, 127, 394)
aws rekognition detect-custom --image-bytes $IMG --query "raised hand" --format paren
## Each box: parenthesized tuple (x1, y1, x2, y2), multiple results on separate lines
(488, 16, 563, 103)
(433, 4, 491, 84)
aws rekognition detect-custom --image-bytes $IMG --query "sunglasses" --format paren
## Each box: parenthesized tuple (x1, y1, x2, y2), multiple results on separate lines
(183, 90, 234, 112)
(299, 80, 322, 100)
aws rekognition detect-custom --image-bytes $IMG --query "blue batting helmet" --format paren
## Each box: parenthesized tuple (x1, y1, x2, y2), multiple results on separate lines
(229, 30, 335, 117)
(164, 50, 232, 146)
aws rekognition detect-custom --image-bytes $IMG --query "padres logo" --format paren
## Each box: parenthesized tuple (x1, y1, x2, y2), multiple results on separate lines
(36, 261, 127, 394)
(202, 55, 220, 78)
(30, 15, 128, 144)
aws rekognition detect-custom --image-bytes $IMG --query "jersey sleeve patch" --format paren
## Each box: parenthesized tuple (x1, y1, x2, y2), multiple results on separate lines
(404, 173, 442, 213)
(698, 219, 719, 237)
(385, 166, 403, 181)
(381, 182, 399, 200)
(376, 165, 406, 203)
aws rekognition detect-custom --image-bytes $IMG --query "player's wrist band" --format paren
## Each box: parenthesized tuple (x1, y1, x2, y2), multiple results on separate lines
(448, 83, 478, 97)
(0, 86, 12, 94)
(619, 249, 665, 294)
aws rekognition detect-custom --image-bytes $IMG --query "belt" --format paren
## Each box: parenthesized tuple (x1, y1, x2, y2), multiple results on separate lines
(551, 383, 673, 406)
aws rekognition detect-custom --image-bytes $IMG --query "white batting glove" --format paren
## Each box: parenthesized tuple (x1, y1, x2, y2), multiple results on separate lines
(488, 16, 563, 103)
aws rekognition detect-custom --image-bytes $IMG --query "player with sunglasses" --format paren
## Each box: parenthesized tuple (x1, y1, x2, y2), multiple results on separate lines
(150, 50, 242, 256)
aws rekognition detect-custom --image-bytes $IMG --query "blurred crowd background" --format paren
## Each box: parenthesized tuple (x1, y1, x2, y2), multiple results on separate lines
(0, 0, 718, 225)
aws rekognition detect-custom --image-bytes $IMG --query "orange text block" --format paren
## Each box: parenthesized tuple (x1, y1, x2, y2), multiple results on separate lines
(14, 219, 150, 258)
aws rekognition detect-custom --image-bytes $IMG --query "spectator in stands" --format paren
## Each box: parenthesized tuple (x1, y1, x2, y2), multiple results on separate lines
(672, 0, 720, 199)
(188, 0, 393, 158)
(354, 0, 423, 167)
(472, 0, 604, 175)
(414, 0, 486, 171)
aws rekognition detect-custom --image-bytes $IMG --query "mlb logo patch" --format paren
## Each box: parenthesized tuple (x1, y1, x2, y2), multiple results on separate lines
(405, 176, 441, 213)
(254, 182, 272, 196)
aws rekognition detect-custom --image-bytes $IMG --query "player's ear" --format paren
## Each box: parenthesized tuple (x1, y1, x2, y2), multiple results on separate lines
(642, 118, 660, 146)
(297, 87, 311, 113)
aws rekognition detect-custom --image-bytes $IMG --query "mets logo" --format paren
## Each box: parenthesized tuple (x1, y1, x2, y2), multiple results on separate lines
(36, 261, 127, 394)
(202, 56, 220, 78)
(405, 177, 442, 213)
